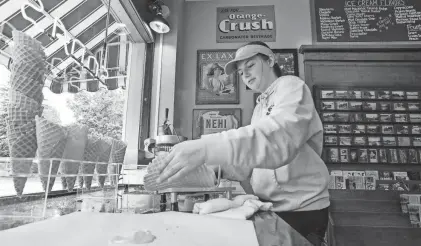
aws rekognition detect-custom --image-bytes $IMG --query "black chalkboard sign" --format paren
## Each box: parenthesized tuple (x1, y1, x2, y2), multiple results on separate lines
(313, 0, 421, 42)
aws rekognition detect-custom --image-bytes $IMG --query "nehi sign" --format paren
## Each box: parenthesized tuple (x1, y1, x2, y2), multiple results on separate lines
(217, 5, 276, 43)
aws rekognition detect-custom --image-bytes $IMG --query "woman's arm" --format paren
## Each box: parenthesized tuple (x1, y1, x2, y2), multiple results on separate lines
(203, 76, 321, 170)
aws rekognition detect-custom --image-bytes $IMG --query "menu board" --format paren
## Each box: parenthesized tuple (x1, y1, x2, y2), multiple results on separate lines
(313, 0, 421, 42)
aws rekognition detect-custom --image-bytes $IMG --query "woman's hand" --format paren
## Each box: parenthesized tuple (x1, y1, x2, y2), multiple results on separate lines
(156, 139, 207, 184)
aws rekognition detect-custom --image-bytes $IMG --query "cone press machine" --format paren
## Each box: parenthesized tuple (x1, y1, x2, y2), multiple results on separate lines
(143, 108, 235, 212)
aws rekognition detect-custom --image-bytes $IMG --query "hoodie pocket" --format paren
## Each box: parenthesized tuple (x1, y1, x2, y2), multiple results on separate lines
(250, 168, 280, 201)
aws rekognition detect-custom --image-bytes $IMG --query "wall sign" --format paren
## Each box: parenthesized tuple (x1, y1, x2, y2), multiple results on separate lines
(192, 109, 242, 139)
(196, 50, 239, 104)
(312, 0, 421, 42)
(216, 5, 276, 43)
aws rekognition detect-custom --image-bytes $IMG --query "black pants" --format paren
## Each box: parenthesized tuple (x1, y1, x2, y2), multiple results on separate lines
(275, 207, 329, 245)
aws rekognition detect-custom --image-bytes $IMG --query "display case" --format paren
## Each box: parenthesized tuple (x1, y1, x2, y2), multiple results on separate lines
(314, 85, 421, 191)
(0, 157, 236, 231)
(0, 157, 127, 230)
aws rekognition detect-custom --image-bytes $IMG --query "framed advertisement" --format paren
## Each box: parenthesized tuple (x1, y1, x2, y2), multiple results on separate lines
(196, 50, 240, 104)
(246, 49, 299, 90)
(192, 108, 242, 139)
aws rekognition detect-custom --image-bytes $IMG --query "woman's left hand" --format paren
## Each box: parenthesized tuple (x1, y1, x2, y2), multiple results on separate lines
(156, 139, 207, 184)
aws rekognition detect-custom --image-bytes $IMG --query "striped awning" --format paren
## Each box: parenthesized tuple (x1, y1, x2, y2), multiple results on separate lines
(0, 0, 133, 94)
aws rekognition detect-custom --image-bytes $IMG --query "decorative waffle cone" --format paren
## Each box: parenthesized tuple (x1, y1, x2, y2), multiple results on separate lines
(6, 121, 36, 144)
(8, 131, 38, 196)
(143, 153, 217, 191)
(10, 80, 44, 104)
(12, 31, 43, 52)
(108, 139, 127, 185)
(60, 173, 67, 190)
(9, 73, 45, 91)
(9, 31, 46, 105)
(77, 165, 84, 188)
(7, 106, 42, 123)
(60, 124, 88, 191)
(9, 90, 41, 112)
(82, 137, 102, 190)
(10, 53, 46, 75)
(35, 116, 67, 192)
(95, 138, 112, 188)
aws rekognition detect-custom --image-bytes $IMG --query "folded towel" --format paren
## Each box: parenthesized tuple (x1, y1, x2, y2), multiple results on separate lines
(193, 195, 273, 220)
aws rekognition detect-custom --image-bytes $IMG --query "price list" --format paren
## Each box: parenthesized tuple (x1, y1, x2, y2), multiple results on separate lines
(314, 0, 421, 42)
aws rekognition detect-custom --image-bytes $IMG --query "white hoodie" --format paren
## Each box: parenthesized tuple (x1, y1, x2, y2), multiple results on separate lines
(203, 75, 330, 212)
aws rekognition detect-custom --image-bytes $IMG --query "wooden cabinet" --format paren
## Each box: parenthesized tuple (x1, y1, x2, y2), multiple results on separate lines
(300, 45, 421, 246)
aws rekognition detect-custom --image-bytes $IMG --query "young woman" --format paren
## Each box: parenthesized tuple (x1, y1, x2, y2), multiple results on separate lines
(156, 41, 330, 243)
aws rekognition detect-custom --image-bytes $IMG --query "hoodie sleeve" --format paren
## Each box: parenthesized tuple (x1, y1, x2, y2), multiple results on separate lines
(203, 76, 322, 170)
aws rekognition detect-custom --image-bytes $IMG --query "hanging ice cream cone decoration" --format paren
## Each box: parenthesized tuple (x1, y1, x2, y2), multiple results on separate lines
(108, 139, 127, 185)
(95, 138, 112, 188)
(5, 31, 46, 196)
(9, 133, 38, 196)
(35, 116, 67, 192)
(82, 136, 102, 190)
(60, 124, 88, 191)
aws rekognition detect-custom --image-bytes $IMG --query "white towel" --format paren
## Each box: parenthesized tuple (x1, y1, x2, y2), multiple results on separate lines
(193, 195, 273, 220)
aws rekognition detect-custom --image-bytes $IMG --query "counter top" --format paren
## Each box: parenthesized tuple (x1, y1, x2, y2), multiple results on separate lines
(251, 211, 314, 246)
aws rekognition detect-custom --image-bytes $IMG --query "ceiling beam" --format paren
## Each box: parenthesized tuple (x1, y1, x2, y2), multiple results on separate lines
(0, 0, 27, 23)
(56, 22, 120, 72)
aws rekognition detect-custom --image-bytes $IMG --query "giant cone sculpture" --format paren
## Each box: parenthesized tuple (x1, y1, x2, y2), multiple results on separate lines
(6, 31, 46, 196)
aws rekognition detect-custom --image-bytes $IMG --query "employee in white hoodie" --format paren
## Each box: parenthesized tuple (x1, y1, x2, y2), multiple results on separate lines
(156, 41, 330, 242)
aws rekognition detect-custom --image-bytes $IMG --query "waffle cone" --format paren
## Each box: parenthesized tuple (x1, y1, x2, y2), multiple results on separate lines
(11, 44, 46, 62)
(82, 137, 102, 189)
(6, 121, 36, 144)
(9, 72, 45, 91)
(36, 115, 68, 192)
(10, 54, 46, 74)
(10, 81, 44, 103)
(60, 124, 88, 191)
(108, 139, 127, 185)
(7, 106, 41, 124)
(60, 174, 67, 190)
(8, 132, 38, 196)
(9, 90, 41, 111)
(77, 165, 84, 189)
(10, 32, 46, 105)
(12, 31, 43, 52)
(95, 138, 112, 188)
(143, 153, 217, 191)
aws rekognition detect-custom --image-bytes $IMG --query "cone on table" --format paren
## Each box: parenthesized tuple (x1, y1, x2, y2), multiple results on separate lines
(8, 132, 38, 196)
(35, 116, 67, 192)
(108, 139, 127, 185)
(82, 136, 102, 190)
(143, 152, 217, 191)
(95, 138, 112, 188)
(60, 124, 88, 191)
